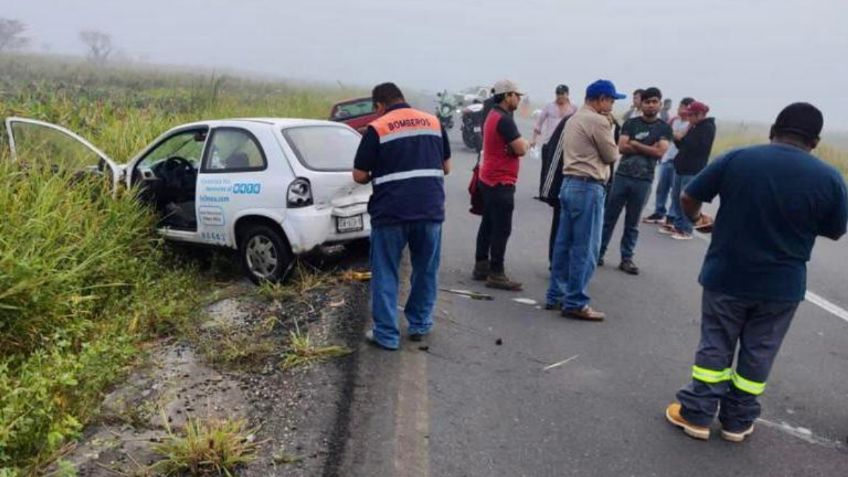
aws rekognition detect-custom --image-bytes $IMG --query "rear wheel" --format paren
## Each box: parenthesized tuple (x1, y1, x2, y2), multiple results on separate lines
(238, 224, 294, 284)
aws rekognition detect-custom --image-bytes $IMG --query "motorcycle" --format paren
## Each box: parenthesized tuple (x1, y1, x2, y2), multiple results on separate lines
(460, 102, 484, 152)
(435, 91, 455, 130)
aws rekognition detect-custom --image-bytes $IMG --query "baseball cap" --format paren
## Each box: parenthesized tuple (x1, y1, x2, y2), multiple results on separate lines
(687, 101, 710, 115)
(772, 102, 823, 140)
(555, 84, 569, 94)
(493, 79, 524, 96)
(585, 80, 627, 100)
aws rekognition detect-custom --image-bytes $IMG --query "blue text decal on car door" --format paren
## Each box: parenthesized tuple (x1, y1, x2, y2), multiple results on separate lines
(232, 183, 262, 194)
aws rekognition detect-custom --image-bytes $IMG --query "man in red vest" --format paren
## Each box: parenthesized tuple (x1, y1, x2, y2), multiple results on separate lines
(472, 79, 530, 291)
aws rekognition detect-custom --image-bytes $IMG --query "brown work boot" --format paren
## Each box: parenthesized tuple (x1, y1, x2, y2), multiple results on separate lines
(665, 402, 710, 440)
(472, 260, 490, 281)
(721, 424, 755, 443)
(562, 305, 605, 321)
(485, 272, 523, 291)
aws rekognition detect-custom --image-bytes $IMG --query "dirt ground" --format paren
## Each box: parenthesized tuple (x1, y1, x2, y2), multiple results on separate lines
(51, 270, 368, 477)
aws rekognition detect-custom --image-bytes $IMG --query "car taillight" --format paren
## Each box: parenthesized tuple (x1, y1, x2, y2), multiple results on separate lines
(287, 178, 313, 208)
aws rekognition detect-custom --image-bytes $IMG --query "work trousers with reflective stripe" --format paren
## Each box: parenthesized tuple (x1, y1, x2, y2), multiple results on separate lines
(677, 289, 799, 432)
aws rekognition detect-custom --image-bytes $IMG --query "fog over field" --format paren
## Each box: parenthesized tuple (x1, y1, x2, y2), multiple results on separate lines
(4, 0, 848, 130)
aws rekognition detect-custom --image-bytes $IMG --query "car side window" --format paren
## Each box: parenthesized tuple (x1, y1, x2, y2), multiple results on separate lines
(202, 128, 267, 173)
(138, 129, 208, 169)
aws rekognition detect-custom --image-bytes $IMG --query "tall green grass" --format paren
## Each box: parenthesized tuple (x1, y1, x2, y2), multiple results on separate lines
(0, 162, 200, 473)
(0, 53, 361, 476)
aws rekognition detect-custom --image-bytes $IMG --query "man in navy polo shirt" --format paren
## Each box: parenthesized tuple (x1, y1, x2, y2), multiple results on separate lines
(353, 82, 451, 350)
(665, 103, 848, 442)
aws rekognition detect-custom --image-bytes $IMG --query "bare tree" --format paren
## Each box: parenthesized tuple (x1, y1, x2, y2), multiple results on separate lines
(79, 30, 113, 65)
(0, 18, 29, 52)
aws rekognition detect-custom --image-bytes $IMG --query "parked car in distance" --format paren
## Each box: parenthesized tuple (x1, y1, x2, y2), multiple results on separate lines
(4, 117, 373, 283)
(329, 97, 380, 134)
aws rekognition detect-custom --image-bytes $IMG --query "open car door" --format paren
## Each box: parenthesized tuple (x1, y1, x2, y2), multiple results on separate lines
(4, 117, 123, 191)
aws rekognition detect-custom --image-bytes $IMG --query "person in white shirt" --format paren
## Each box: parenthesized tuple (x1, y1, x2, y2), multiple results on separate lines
(622, 89, 644, 122)
(530, 84, 577, 148)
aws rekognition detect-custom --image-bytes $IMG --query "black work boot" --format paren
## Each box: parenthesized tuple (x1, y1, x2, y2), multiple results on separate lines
(486, 271, 523, 291)
(619, 259, 639, 275)
(472, 260, 490, 281)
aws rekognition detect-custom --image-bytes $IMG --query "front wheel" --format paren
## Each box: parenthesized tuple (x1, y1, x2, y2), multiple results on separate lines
(238, 224, 294, 284)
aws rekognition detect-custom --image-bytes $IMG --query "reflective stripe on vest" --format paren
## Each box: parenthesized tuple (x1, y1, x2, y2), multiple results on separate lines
(372, 168, 445, 185)
(691, 365, 732, 384)
(731, 372, 767, 395)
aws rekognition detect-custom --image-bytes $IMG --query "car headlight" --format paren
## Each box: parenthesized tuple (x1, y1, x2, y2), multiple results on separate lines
(287, 177, 313, 208)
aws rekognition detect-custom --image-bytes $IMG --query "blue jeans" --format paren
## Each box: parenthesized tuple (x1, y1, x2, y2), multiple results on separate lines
(653, 160, 675, 217)
(546, 178, 606, 310)
(599, 175, 652, 261)
(669, 174, 695, 233)
(370, 222, 442, 349)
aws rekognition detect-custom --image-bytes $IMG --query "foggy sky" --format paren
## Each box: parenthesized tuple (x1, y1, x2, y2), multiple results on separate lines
(4, 0, 848, 131)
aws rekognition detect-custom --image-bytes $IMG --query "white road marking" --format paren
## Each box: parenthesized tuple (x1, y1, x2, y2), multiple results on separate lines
(756, 418, 844, 449)
(692, 231, 848, 324)
(804, 291, 848, 324)
(543, 354, 579, 371)
(512, 298, 538, 305)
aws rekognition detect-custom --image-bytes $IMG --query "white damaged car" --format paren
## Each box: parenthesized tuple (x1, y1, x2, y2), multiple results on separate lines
(4, 117, 372, 283)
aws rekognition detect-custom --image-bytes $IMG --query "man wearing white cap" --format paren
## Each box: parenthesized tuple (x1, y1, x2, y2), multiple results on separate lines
(472, 79, 530, 290)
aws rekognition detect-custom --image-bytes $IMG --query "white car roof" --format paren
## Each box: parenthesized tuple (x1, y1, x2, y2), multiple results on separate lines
(176, 118, 347, 130)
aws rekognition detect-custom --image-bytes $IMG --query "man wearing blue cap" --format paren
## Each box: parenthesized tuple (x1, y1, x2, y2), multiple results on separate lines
(545, 80, 624, 321)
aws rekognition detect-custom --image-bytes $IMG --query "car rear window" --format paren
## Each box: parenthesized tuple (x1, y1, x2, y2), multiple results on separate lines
(283, 126, 361, 171)
(331, 99, 374, 120)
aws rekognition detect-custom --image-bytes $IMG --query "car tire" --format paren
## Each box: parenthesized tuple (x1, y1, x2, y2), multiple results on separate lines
(238, 224, 294, 284)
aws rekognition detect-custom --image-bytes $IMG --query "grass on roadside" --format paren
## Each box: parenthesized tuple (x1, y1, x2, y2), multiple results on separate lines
(256, 262, 335, 303)
(280, 321, 351, 371)
(150, 415, 260, 477)
(713, 129, 848, 178)
(0, 53, 358, 476)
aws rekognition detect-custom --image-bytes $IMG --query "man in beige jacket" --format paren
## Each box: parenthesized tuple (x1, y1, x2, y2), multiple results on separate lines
(545, 80, 623, 321)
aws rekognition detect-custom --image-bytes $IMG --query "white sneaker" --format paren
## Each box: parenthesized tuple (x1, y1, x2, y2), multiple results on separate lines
(658, 224, 676, 235)
(670, 231, 693, 240)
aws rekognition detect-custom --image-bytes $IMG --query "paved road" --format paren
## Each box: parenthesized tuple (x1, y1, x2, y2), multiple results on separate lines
(339, 121, 848, 477)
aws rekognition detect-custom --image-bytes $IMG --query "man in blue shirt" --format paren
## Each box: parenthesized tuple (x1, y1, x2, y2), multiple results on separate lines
(353, 82, 452, 350)
(665, 103, 848, 442)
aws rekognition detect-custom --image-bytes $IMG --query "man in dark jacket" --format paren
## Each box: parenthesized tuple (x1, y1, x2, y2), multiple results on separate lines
(663, 101, 716, 240)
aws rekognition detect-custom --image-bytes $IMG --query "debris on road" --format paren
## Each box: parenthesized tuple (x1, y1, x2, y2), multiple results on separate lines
(542, 354, 580, 371)
(512, 298, 538, 306)
(342, 270, 372, 281)
(440, 288, 495, 301)
(496, 338, 503, 346)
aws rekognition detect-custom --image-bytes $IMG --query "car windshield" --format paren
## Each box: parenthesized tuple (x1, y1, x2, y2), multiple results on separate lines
(332, 99, 374, 120)
(283, 126, 360, 171)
